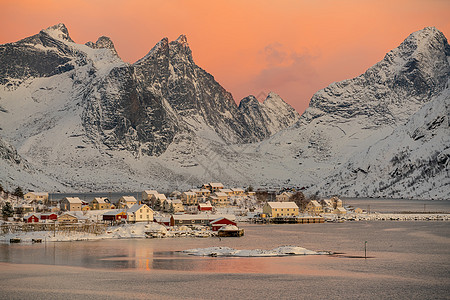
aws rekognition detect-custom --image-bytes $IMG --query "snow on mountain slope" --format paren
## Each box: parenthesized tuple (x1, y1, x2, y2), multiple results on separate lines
(239, 92, 300, 139)
(248, 27, 450, 193)
(0, 24, 299, 192)
(315, 86, 450, 199)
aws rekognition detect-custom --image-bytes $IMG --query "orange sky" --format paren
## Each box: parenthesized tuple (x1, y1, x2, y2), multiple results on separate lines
(1, 0, 449, 113)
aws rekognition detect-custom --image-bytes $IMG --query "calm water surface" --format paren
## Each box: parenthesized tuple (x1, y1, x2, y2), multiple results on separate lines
(0, 222, 449, 299)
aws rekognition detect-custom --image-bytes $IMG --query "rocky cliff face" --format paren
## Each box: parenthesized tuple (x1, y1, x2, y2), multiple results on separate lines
(0, 23, 300, 191)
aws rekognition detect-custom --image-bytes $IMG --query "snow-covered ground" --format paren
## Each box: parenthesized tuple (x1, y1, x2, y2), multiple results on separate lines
(0, 222, 216, 243)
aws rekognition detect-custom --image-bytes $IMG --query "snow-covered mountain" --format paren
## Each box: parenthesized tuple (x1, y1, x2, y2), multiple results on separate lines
(0, 24, 448, 198)
(315, 87, 449, 199)
(247, 26, 450, 198)
(0, 23, 299, 192)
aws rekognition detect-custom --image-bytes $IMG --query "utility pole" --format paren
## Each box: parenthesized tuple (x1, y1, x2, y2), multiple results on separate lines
(364, 241, 367, 259)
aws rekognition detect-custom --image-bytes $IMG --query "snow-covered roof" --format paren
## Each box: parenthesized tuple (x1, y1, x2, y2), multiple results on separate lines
(183, 192, 196, 196)
(127, 204, 151, 214)
(59, 212, 78, 218)
(198, 202, 213, 208)
(120, 196, 137, 202)
(231, 188, 245, 192)
(41, 212, 57, 216)
(24, 213, 40, 218)
(172, 200, 183, 205)
(63, 197, 82, 204)
(103, 210, 126, 216)
(335, 207, 346, 212)
(309, 200, 321, 207)
(189, 189, 201, 193)
(219, 189, 233, 193)
(209, 182, 224, 187)
(210, 217, 236, 224)
(154, 194, 167, 200)
(266, 202, 298, 209)
(213, 192, 228, 197)
(143, 190, 158, 195)
(94, 197, 109, 204)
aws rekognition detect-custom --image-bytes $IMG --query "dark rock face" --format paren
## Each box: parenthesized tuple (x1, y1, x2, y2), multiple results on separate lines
(0, 24, 299, 157)
(82, 65, 180, 156)
(0, 29, 76, 86)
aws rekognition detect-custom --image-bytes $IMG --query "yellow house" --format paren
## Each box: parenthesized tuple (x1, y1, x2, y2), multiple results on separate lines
(118, 196, 137, 209)
(210, 192, 229, 207)
(231, 188, 245, 196)
(24, 192, 49, 203)
(58, 213, 78, 223)
(202, 182, 224, 192)
(91, 197, 111, 210)
(142, 190, 159, 202)
(181, 192, 198, 205)
(305, 200, 323, 215)
(333, 207, 347, 215)
(263, 202, 299, 217)
(127, 204, 154, 223)
(276, 192, 293, 202)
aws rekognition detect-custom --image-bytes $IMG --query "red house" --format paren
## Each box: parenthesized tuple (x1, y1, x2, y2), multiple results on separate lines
(102, 210, 127, 222)
(198, 202, 213, 211)
(210, 217, 237, 231)
(24, 214, 40, 223)
(41, 213, 58, 221)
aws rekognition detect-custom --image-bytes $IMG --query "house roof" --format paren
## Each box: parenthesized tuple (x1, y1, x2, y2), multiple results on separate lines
(59, 212, 78, 218)
(172, 200, 183, 205)
(210, 217, 237, 224)
(143, 190, 158, 195)
(266, 202, 299, 209)
(213, 192, 228, 197)
(64, 197, 82, 204)
(94, 197, 109, 204)
(103, 210, 126, 216)
(309, 200, 321, 207)
(335, 207, 346, 212)
(231, 188, 245, 192)
(120, 196, 137, 202)
(209, 182, 224, 187)
(198, 202, 213, 208)
(24, 213, 40, 219)
(183, 192, 196, 196)
(219, 189, 233, 193)
(127, 204, 151, 214)
(189, 189, 201, 193)
(154, 194, 167, 200)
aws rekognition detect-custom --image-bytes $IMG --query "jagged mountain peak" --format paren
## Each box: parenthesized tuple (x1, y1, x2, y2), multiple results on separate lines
(306, 26, 450, 126)
(175, 34, 188, 46)
(238, 95, 259, 108)
(85, 35, 119, 57)
(41, 23, 74, 42)
(263, 92, 286, 105)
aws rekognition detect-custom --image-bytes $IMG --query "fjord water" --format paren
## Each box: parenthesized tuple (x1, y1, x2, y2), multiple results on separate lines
(0, 221, 449, 299)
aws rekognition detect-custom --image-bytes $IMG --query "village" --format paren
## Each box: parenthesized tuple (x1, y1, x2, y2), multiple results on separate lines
(0, 183, 448, 243)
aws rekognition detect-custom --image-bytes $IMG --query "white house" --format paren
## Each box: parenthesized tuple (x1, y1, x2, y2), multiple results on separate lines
(60, 197, 82, 211)
(127, 204, 154, 222)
